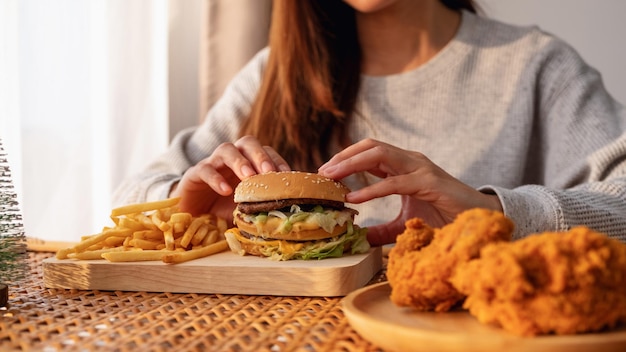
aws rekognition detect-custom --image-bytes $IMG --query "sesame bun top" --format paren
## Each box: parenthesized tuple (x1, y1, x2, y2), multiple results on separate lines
(233, 171, 350, 203)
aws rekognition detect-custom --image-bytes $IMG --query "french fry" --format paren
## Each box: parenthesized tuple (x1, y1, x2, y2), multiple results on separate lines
(170, 212, 192, 234)
(163, 229, 175, 251)
(132, 230, 162, 241)
(80, 234, 96, 242)
(190, 223, 210, 247)
(56, 197, 229, 264)
(86, 243, 106, 251)
(123, 237, 132, 247)
(73, 228, 133, 253)
(102, 250, 173, 262)
(201, 229, 219, 247)
(174, 237, 183, 248)
(104, 236, 126, 247)
(151, 211, 171, 232)
(162, 240, 228, 264)
(180, 216, 207, 248)
(110, 197, 181, 217)
(118, 217, 145, 231)
(170, 212, 192, 224)
(129, 238, 161, 250)
(133, 213, 158, 230)
(158, 207, 176, 222)
(69, 246, 139, 260)
(55, 247, 73, 260)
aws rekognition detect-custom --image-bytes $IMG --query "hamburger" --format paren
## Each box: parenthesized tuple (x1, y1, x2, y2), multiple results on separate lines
(224, 171, 370, 260)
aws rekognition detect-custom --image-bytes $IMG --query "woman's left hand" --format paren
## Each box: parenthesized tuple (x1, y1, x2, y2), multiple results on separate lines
(318, 138, 502, 246)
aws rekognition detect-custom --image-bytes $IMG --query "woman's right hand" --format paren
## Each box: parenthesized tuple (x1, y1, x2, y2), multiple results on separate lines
(170, 135, 290, 222)
(319, 138, 503, 246)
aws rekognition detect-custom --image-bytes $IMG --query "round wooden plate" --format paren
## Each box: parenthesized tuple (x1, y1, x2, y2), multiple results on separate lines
(342, 282, 626, 352)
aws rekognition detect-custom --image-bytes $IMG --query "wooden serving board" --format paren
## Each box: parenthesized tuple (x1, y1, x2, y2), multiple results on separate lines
(43, 247, 382, 297)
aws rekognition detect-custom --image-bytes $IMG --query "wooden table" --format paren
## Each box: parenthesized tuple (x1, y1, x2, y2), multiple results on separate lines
(1, 252, 387, 351)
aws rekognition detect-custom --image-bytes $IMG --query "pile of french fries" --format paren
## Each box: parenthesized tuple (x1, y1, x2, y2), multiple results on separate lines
(56, 197, 229, 264)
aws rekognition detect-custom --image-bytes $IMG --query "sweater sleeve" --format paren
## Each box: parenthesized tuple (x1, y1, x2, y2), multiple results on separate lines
(481, 38, 626, 242)
(111, 48, 269, 207)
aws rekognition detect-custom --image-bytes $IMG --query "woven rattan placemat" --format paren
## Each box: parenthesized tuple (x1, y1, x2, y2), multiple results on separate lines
(1, 252, 387, 351)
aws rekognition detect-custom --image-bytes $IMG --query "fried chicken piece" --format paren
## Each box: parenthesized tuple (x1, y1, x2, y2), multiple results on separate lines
(387, 208, 514, 312)
(451, 226, 626, 336)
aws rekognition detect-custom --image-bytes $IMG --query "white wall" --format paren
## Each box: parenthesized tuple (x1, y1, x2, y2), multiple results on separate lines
(480, 0, 626, 105)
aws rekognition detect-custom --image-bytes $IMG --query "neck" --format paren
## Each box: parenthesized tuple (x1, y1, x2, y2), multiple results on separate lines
(356, 1, 461, 76)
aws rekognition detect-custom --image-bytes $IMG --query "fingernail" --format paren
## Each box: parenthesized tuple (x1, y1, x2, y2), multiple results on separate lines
(319, 164, 336, 174)
(220, 182, 231, 193)
(241, 165, 255, 177)
(345, 192, 356, 203)
(261, 161, 274, 173)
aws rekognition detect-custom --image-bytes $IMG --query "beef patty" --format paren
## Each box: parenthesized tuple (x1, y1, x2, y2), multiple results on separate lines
(237, 198, 345, 214)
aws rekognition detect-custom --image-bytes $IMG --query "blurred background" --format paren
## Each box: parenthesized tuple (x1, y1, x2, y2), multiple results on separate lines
(1, 0, 625, 242)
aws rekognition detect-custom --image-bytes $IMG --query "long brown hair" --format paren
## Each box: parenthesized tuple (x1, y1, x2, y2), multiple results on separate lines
(241, 0, 478, 172)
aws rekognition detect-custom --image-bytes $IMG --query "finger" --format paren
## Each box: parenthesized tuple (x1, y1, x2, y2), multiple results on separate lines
(235, 135, 282, 174)
(182, 162, 233, 196)
(345, 174, 421, 203)
(322, 144, 417, 181)
(366, 221, 406, 246)
(210, 141, 258, 180)
(319, 146, 386, 180)
(320, 138, 383, 171)
(263, 146, 291, 172)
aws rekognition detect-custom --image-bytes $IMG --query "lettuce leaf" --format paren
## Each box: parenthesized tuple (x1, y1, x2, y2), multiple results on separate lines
(260, 222, 370, 260)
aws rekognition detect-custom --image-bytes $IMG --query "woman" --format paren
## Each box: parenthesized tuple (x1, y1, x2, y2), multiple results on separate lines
(113, 0, 626, 245)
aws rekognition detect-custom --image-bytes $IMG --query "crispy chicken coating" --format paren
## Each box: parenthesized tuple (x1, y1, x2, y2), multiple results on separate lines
(387, 208, 514, 312)
(451, 226, 626, 336)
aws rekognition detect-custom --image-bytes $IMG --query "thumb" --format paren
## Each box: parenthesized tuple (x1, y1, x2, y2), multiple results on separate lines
(365, 219, 406, 246)
(366, 196, 420, 246)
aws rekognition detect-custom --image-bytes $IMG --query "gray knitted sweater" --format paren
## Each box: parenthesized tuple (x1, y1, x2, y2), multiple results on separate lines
(113, 11, 626, 241)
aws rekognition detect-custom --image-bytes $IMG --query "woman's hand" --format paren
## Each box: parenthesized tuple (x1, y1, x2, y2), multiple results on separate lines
(318, 138, 502, 246)
(171, 135, 290, 222)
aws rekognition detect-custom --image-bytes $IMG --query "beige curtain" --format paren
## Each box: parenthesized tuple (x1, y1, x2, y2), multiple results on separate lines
(199, 0, 272, 121)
